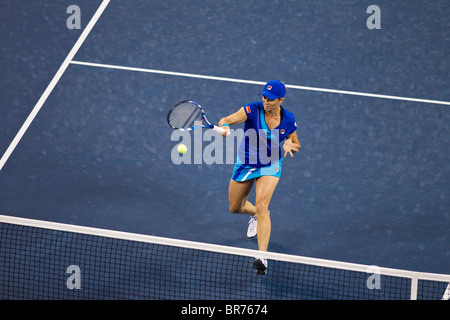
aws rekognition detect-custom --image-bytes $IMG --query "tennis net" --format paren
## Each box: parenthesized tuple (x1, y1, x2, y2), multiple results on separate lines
(0, 214, 449, 300)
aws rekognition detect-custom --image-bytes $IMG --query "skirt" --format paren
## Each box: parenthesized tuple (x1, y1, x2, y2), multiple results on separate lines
(231, 159, 282, 182)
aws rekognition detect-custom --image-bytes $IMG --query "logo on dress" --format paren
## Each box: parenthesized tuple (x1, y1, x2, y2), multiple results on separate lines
(280, 129, 285, 135)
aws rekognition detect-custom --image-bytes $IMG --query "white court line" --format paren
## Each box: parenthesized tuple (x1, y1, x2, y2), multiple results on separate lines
(0, 0, 110, 173)
(70, 60, 450, 106)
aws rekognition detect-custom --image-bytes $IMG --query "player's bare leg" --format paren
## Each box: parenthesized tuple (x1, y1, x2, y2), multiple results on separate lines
(228, 179, 259, 238)
(252, 176, 279, 274)
(228, 179, 255, 215)
(254, 176, 278, 252)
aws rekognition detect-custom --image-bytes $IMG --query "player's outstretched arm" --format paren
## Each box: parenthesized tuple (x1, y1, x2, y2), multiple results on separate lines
(217, 107, 248, 136)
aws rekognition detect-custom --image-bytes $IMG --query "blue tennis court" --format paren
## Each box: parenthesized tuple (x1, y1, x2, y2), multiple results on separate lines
(0, 0, 449, 291)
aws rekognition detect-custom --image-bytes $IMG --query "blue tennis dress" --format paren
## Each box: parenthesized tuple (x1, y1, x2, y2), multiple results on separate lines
(232, 101, 297, 182)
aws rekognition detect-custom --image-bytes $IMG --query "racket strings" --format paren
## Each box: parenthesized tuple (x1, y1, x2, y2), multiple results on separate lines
(168, 102, 203, 129)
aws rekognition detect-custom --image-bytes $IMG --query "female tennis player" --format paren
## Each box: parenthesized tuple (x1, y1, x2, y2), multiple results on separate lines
(217, 80, 300, 274)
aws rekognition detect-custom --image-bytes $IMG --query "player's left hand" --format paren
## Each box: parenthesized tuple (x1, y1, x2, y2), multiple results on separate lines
(283, 138, 301, 158)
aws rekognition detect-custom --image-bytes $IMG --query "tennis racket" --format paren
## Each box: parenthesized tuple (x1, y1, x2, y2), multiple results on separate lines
(167, 100, 229, 135)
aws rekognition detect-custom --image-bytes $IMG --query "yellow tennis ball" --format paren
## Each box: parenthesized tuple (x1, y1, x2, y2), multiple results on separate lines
(177, 144, 187, 154)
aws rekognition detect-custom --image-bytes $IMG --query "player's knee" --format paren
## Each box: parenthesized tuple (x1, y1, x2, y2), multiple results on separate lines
(255, 202, 269, 218)
(229, 204, 241, 214)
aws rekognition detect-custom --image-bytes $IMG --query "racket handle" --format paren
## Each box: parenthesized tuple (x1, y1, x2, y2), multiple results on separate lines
(213, 125, 230, 136)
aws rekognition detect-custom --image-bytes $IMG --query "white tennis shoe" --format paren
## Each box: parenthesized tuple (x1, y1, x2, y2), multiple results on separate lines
(247, 215, 257, 238)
